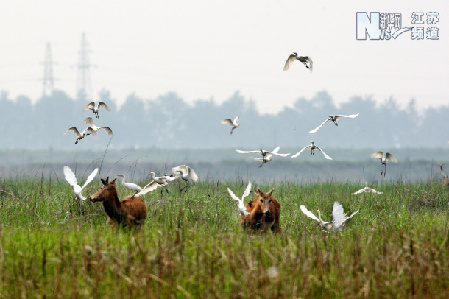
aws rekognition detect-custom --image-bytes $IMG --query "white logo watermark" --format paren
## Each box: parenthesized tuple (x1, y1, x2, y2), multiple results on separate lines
(356, 12, 439, 40)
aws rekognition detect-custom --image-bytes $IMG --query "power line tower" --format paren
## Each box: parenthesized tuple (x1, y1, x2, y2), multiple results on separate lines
(76, 32, 93, 101)
(42, 42, 55, 97)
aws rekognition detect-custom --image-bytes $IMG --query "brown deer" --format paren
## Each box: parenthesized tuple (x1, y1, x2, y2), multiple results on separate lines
(438, 163, 449, 186)
(89, 177, 147, 226)
(240, 188, 281, 233)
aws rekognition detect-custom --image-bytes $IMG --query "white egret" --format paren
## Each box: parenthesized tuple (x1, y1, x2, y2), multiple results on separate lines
(352, 182, 383, 195)
(63, 166, 99, 201)
(63, 127, 89, 144)
(84, 117, 114, 136)
(291, 141, 332, 160)
(116, 174, 142, 195)
(236, 146, 290, 158)
(221, 116, 240, 134)
(83, 101, 111, 118)
(309, 113, 359, 134)
(300, 202, 358, 232)
(283, 52, 313, 71)
(370, 151, 397, 176)
(227, 181, 252, 216)
(172, 165, 198, 182)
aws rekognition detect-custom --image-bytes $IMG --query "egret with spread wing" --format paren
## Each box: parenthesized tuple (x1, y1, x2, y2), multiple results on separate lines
(300, 202, 358, 232)
(63, 166, 99, 201)
(291, 141, 332, 160)
(64, 127, 90, 144)
(370, 151, 397, 176)
(221, 116, 240, 134)
(283, 52, 313, 71)
(309, 113, 359, 133)
(352, 182, 383, 195)
(227, 181, 252, 216)
(83, 101, 111, 118)
(84, 117, 113, 136)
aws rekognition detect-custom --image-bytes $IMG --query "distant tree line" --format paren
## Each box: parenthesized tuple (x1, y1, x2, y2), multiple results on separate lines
(0, 89, 447, 150)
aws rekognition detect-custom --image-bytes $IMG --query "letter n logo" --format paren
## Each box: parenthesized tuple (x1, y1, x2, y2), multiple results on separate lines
(356, 12, 382, 40)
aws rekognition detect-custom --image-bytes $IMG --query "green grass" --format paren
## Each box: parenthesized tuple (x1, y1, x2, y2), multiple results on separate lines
(1, 177, 449, 297)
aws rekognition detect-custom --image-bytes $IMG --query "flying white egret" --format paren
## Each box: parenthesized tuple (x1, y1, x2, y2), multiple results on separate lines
(236, 146, 290, 158)
(83, 101, 111, 118)
(283, 52, 313, 71)
(84, 117, 114, 136)
(227, 181, 252, 216)
(291, 141, 332, 160)
(352, 182, 383, 195)
(134, 172, 175, 196)
(221, 116, 240, 134)
(116, 174, 142, 195)
(309, 113, 359, 134)
(300, 202, 359, 232)
(172, 165, 198, 182)
(254, 154, 274, 168)
(63, 127, 90, 144)
(370, 151, 397, 176)
(63, 166, 99, 201)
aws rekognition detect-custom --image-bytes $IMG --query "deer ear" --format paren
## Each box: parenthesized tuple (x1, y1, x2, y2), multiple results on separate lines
(101, 179, 108, 186)
(267, 189, 274, 196)
(110, 178, 117, 185)
(255, 188, 262, 196)
(105, 176, 109, 183)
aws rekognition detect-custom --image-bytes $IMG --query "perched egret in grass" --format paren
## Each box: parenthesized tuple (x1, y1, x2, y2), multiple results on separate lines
(371, 151, 397, 176)
(63, 166, 99, 201)
(221, 116, 240, 134)
(352, 182, 383, 195)
(63, 127, 89, 144)
(291, 141, 332, 160)
(83, 101, 110, 118)
(227, 181, 252, 216)
(309, 113, 359, 133)
(84, 117, 113, 136)
(300, 202, 359, 232)
(283, 52, 313, 71)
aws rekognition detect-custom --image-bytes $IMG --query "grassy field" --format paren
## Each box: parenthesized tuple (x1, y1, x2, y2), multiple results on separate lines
(1, 176, 449, 298)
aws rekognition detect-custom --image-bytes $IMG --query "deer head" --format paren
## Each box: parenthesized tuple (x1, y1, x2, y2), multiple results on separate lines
(89, 177, 117, 202)
(254, 188, 274, 216)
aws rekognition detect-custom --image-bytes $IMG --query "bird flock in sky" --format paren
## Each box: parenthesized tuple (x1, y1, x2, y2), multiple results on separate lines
(61, 51, 438, 233)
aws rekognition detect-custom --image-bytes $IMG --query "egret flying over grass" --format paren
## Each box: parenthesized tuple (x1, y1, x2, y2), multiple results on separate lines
(283, 52, 313, 71)
(352, 182, 383, 195)
(370, 151, 397, 176)
(227, 181, 252, 216)
(237, 147, 290, 167)
(300, 202, 359, 232)
(83, 101, 111, 118)
(309, 113, 359, 133)
(63, 127, 90, 144)
(291, 141, 332, 160)
(221, 116, 240, 134)
(63, 166, 99, 201)
(84, 117, 114, 136)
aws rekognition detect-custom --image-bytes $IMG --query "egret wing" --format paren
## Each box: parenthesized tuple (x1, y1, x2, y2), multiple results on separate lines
(371, 188, 383, 194)
(300, 205, 320, 223)
(316, 146, 333, 160)
(98, 102, 111, 111)
(188, 167, 199, 182)
(291, 145, 310, 158)
(242, 181, 252, 200)
(221, 119, 232, 125)
(100, 127, 114, 136)
(352, 188, 365, 195)
(63, 166, 78, 187)
(385, 152, 397, 163)
(227, 187, 240, 202)
(337, 113, 359, 119)
(236, 149, 260, 154)
(137, 181, 160, 195)
(370, 151, 384, 159)
(233, 116, 240, 125)
(84, 117, 94, 125)
(332, 202, 346, 228)
(81, 168, 99, 189)
(309, 119, 330, 134)
(64, 127, 79, 136)
(283, 55, 295, 71)
(83, 102, 95, 112)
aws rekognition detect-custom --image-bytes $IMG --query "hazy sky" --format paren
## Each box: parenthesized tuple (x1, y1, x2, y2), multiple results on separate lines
(0, 1, 447, 114)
